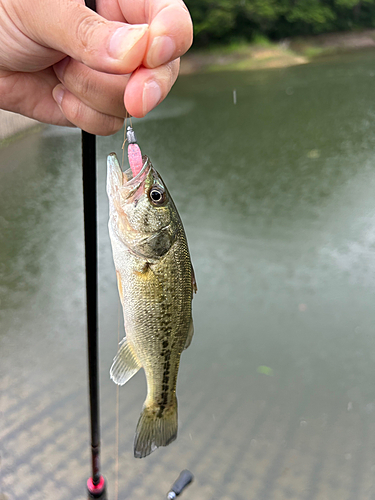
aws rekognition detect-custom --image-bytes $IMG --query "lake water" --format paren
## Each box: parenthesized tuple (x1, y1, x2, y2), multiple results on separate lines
(2, 49, 375, 499)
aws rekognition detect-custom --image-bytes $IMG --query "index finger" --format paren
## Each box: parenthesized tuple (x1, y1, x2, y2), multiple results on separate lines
(98, 0, 193, 68)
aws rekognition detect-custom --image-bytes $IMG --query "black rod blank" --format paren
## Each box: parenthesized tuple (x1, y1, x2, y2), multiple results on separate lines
(82, 130, 101, 485)
(81, 0, 106, 498)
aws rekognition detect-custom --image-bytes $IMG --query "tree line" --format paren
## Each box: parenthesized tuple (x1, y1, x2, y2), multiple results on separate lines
(184, 0, 375, 46)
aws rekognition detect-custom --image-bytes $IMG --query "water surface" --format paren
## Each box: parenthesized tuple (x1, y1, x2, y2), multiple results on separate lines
(2, 50, 375, 499)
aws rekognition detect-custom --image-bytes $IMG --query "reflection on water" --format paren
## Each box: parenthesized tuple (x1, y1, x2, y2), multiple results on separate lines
(3, 50, 375, 499)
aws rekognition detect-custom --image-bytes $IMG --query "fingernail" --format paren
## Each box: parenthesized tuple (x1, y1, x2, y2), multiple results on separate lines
(53, 85, 65, 106)
(147, 36, 175, 67)
(54, 57, 70, 79)
(143, 81, 162, 115)
(109, 24, 148, 60)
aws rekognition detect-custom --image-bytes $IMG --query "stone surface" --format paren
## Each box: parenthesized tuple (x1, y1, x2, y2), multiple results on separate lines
(0, 110, 39, 141)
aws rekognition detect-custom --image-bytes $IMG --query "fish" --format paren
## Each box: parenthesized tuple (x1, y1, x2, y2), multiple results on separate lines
(107, 152, 197, 458)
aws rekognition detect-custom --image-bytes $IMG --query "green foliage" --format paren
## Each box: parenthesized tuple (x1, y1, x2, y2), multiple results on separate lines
(184, 0, 375, 46)
(251, 34, 274, 46)
(187, 0, 236, 44)
(283, 1, 336, 31)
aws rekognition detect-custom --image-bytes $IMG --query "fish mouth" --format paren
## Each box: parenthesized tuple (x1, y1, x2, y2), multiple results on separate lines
(107, 152, 151, 190)
(123, 156, 150, 184)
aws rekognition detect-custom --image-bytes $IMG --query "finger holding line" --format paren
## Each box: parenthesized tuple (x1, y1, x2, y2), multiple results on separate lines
(124, 58, 180, 118)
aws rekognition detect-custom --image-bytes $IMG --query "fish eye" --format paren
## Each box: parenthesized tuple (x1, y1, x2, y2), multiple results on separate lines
(149, 186, 166, 206)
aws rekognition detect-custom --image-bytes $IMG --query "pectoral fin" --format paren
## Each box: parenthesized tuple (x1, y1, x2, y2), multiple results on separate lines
(110, 337, 141, 385)
(184, 320, 194, 350)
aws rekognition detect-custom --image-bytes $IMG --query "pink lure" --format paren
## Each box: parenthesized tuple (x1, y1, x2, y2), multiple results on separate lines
(128, 143, 143, 177)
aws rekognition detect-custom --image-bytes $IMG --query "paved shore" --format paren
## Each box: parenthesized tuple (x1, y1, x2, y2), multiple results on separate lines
(0, 109, 39, 142)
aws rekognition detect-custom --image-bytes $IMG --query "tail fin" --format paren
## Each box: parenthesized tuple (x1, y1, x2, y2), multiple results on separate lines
(134, 401, 178, 458)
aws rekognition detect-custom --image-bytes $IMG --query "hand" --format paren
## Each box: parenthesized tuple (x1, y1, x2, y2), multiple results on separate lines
(0, 0, 193, 135)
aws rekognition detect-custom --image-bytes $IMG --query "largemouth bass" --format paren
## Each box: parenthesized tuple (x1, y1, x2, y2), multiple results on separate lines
(107, 152, 197, 458)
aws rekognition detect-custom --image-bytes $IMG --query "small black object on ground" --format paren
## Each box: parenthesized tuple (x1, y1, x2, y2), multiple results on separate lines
(167, 470, 194, 499)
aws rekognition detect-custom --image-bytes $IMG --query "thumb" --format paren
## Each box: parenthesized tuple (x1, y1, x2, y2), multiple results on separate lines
(17, 0, 149, 74)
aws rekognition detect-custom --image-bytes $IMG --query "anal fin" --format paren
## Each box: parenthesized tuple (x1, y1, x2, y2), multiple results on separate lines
(110, 337, 141, 386)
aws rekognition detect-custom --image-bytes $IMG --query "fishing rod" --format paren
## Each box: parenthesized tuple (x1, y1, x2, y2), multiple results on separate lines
(82, 0, 107, 497)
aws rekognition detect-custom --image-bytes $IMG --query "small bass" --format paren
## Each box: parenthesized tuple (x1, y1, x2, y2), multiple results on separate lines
(107, 152, 196, 458)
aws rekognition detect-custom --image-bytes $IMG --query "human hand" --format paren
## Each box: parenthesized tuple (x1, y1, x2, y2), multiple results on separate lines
(0, 0, 192, 135)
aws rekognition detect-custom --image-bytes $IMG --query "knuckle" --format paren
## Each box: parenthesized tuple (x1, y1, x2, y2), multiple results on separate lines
(68, 98, 85, 124)
(60, 60, 92, 98)
(76, 16, 106, 51)
(75, 71, 92, 100)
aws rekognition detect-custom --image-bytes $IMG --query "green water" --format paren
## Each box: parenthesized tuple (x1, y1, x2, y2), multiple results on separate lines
(2, 50, 375, 499)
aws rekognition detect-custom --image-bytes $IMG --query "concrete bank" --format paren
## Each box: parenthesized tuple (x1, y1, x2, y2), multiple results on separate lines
(179, 29, 375, 74)
(0, 109, 40, 143)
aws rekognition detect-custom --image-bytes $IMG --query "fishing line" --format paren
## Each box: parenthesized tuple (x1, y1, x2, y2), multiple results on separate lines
(82, 1, 108, 498)
(122, 113, 129, 169)
(114, 300, 121, 500)
(122, 112, 134, 169)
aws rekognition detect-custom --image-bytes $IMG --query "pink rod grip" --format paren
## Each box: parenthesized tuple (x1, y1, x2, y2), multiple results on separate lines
(87, 476, 105, 493)
(128, 143, 143, 176)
